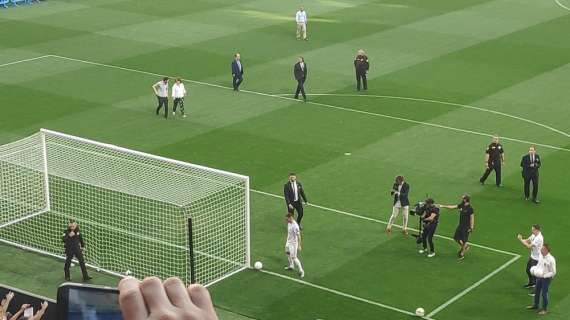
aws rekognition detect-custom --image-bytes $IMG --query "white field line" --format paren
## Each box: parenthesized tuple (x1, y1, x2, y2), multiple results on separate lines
(252, 189, 519, 257)
(0, 55, 51, 68)
(555, 0, 570, 11)
(276, 93, 570, 139)
(43, 54, 570, 152)
(426, 254, 521, 318)
(260, 269, 437, 320)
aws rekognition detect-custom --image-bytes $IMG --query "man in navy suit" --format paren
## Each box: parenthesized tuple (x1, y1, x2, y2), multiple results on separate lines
(231, 53, 244, 91)
(284, 173, 309, 228)
(293, 57, 307, 101)
(520, 146, 541, 203)
(386, 175, 410, 235)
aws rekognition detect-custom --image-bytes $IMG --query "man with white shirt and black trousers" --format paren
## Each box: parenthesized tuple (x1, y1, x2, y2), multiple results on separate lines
(294, 57, 308, 102)
(284, 173, 308, 229)
(152, 77, 169, 119)
(517, 224, 544, 289)
(172, 78, 187, 118)
(527, 244, 556, 315)
(386, 175, 410, 235)
(520, 146, 541, 203)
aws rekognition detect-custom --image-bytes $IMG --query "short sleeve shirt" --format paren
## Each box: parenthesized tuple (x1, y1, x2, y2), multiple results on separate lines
(457, 202, 474, 229)
(486, 143, 504, 162)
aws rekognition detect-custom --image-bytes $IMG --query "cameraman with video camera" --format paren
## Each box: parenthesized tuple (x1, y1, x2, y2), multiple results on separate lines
(417, 198, 440, 258)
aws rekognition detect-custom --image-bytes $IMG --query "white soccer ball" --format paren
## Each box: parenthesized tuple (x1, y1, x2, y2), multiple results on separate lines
(530, 266, 543, 278)
(254, 261, 263, 270)
(415, 307, 425, 317)
(125, 270, 132, 276)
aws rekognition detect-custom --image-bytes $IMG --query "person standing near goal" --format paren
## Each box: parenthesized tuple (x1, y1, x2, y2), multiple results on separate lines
(172, 78, 187, 118)
(63, 219, 92, 282)
(284, 213, 304, 278)
(386, 175, 410, 235)
(284, 173, 309, 229)
(152, 77, 169, 119)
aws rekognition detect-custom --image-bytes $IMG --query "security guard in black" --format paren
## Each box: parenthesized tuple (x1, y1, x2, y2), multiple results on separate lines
(480, 136, 504, 186)
(63, 220, 91, 281)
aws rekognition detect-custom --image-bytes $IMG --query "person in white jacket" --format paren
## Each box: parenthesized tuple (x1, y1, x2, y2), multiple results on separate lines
(172, 78, 187, 118)
(527, 244, 556, 315)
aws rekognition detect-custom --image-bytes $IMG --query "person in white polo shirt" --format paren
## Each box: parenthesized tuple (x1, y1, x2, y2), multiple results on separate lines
(171, 78, 187, 118)
(527, 243, 556, 315)
(517, 224, 544, 289)
(295, 7, 308, 40)
(152, 77, 169, 119)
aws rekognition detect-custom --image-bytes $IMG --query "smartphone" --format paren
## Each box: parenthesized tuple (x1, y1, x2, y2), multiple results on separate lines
(57, 283, 123, 320)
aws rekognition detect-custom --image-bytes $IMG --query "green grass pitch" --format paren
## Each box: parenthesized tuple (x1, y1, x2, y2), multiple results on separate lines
(1, 0, 569, 319)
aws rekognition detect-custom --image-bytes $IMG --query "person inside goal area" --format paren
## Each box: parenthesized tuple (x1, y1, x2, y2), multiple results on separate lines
(63, 219, 92, 282)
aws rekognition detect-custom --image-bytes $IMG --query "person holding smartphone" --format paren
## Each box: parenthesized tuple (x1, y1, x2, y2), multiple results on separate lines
(63, 219, 92, 282)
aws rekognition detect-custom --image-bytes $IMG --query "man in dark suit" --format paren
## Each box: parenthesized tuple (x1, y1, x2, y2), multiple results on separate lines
(293, 57, 307, 102)
(231, 53, 244, 91)
(284, 173, 308, 228)
(354, 49, 369, 91)
(520, 146, 541, 203)
(386, 175, 410, 235)
(63, 219, 92, 282)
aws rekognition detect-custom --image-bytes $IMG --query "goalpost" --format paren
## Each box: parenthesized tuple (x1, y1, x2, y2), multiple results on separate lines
(0, 129, 250, 286)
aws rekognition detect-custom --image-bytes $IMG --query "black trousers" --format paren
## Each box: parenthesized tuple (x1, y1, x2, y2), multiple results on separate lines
(288, 200, 304, 226)
(294, 79, 306, 100)
(233, 75, 243, 90)
(156, 96, 168, 118)
(356, 71, 367, 90)
(422, 223, 437, 252)
(64, 249, 89, 279)
(526, 258, 539, 286)
(523, 173, 539, 200)
(173, 98, 185, 115)
(480, 161, 501, 185)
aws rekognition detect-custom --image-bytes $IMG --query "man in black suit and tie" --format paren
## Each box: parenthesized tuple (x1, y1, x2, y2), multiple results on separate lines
(520, 146, 541, 203)
(231, 53, 244, 91)
(293, 57, 307, 102)
(284, 173, 308, 228)
(386, 175, 410, 235)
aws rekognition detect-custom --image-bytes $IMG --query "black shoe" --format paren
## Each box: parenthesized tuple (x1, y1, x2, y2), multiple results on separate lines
(83, 276, 93, 282)
(294, 96, 299, 100)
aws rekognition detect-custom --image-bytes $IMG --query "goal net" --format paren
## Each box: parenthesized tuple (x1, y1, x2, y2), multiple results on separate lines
(0, 129, 250, 286)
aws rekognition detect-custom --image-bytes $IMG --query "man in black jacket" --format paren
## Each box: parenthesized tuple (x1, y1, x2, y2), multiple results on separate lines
(520, 146, 541, 203)
(63, 219, 91, 282)
(284, 173, 308, 228)
(386, 175, 410, 235)
(293, 57, 307, 102)
(479, 135, 505, 186)
(354, 49, 369, 91)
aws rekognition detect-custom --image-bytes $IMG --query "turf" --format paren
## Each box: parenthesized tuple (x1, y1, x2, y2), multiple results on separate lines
(0, 0, 569, 319)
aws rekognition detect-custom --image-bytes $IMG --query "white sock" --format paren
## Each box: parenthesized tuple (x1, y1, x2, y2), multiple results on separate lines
(293, 258, 304, 273)
(288, 256, 294, 268)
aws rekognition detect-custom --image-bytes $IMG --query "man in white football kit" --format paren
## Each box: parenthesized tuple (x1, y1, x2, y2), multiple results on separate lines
(285, 213, 304, 278)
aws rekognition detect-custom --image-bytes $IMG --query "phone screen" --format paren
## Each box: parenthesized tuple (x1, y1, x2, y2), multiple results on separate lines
(67, 287, 123, 320)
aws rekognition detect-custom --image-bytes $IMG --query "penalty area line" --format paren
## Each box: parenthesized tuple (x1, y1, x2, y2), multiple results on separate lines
(259, 269, 436, 320)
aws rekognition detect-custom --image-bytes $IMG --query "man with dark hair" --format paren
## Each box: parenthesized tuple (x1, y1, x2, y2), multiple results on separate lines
(354, 49, 369, 91)
(517, 224, 544, 289)
(63, 219, 92, 282)
(284, 212, 304, 278)
(152, 77, 169, 118)
(231, 53, 244, 91)
(480, 135, 505, 186)
(520, 146, 541, 203)
(293, 57, 307, 102)
(419, 198, 439, 258)
(527, 244, 556, 315)
(283, 173, 308, 228)
(386, 175, 410, 235)
(439, 195, 475, 260)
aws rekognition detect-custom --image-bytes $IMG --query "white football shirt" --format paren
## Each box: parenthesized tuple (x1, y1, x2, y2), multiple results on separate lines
(529, 232, 544, 261)
(286, 220, 300, 244)
(172, 83, 186, 98)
